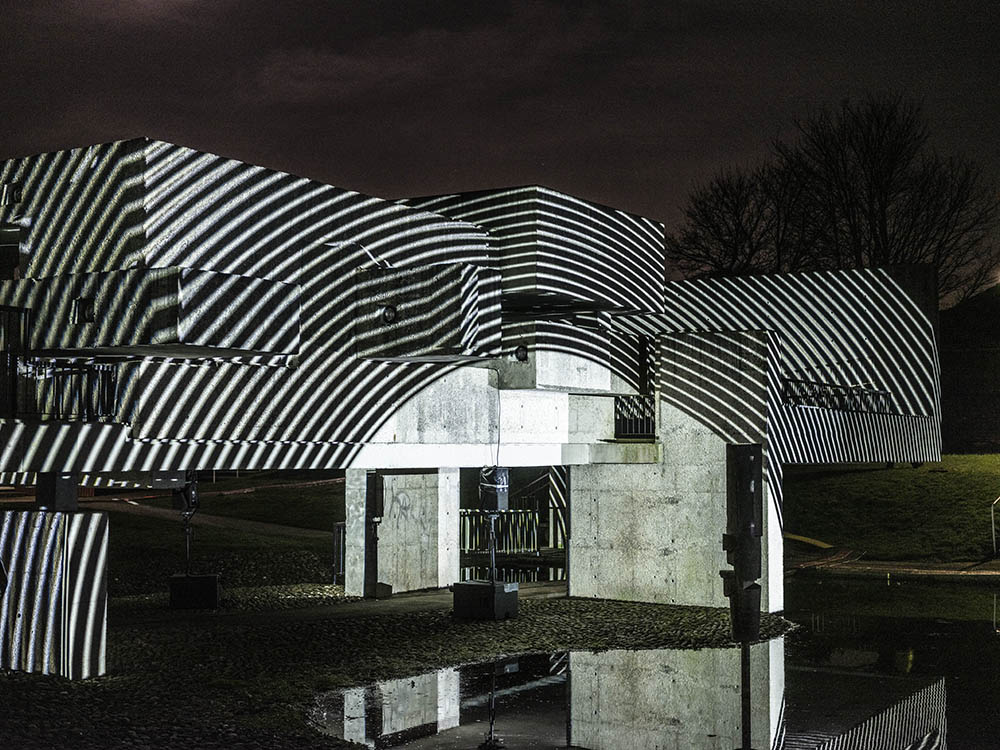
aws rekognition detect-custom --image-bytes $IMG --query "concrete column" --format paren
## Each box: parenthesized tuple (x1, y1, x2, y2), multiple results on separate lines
(764, 470, 783, 612)
(345, 468, 468, 595)
(437, 468, 460, 588)
(568, 396, 780, 611)
(1, 510, 108, 679)
(569, 461, 729, 607)
(344, 468, 367, 597)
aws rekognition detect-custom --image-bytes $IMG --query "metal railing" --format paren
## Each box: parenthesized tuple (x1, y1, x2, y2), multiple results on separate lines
(459, 565, 565, 583)
(16, 360, 119, 421)
(614, 394, 656, 439)
(333, 522, 346, 584)
(782, 378, 894, 414)
(991, 496, 1000, 558)
(460, 509, 539, 554)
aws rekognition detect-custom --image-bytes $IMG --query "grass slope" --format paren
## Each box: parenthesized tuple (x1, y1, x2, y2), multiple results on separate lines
(108, 512, 335, 596)
(784, 454, 1000, 561)
(0, 504, 335, 597)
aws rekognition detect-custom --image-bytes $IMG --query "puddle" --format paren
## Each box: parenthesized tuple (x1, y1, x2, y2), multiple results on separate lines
(308, 637, 953, 748)
(784, 575, 1000, 748)
(305, 576, 1000, 747)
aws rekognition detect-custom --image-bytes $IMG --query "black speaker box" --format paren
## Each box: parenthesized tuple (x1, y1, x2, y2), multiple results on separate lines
(169, 573, 221, 609)
(452, 580, 519, 620)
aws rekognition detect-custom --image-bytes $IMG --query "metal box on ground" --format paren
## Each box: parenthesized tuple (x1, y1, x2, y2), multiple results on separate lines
(169, 573, 221, 609)
(452, 580, 519, 620)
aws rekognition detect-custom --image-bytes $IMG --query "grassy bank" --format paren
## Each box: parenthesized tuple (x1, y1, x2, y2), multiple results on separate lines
(105, 512, 335, 596)
(783, 454, 1000, 562)
(0, 503, 335, 597)
(139, 470, 344, 531)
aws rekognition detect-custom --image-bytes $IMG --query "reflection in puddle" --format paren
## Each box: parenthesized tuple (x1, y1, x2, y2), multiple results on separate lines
(309, 639, 946, 749)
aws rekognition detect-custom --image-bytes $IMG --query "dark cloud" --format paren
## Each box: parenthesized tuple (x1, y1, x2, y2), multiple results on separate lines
(1, 0, 998, 226)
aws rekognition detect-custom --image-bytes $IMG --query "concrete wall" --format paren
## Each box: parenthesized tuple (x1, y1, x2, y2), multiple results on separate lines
(436, 468, 461, 589)
(365, 366, 618, 447)
(568, 640, 783, 750)
(344, 468, 460, 596)
(379, 472, 441, 593)
(569, 397, 780, 611)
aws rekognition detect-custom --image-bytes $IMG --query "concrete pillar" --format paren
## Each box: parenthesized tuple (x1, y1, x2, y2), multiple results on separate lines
(568, 395, 780, 611)
(345, 468, 460, 596)
(35, 472, 79, 511)
(437, 468, 460, 588)
(1, 510, 108, 679)
(344, 468, 367, 597)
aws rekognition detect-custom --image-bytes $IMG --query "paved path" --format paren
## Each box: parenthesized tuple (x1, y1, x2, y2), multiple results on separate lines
(81, 498, 331, 540)
(787, 544, 1000, 583)
(120, 580, 568, 628)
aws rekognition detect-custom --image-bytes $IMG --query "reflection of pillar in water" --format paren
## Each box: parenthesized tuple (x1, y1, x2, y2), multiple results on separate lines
(437, 667, 461, 731)
(568, 640, 784, 750)
(310, 667, 461, 747)
(342, 687, 367, 746)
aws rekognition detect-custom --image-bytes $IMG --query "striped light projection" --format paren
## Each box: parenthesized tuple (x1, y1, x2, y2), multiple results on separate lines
(405, 186, 666, 313)
(0, 140, 503, 475)
(783, 677, 946, 749)
(613, 267, 940, 529)
(0, 140, 938, 492)
(0, 511, 107, 679)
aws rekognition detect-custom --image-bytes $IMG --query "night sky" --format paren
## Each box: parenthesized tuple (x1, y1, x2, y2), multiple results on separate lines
(2, 1, 998, 227)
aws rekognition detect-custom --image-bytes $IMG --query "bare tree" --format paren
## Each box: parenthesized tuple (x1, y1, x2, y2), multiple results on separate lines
(668, 94, 1000, 303)
(666, 162, 821, 278)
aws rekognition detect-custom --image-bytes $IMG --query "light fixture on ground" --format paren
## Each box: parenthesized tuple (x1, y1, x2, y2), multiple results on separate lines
(453, 466, 518, 620)
(168, 472, 221, 609)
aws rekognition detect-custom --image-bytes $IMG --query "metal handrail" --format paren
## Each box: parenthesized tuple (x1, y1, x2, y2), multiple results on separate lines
(992, 496, 1000, 557)
(783, 377, 894, 414)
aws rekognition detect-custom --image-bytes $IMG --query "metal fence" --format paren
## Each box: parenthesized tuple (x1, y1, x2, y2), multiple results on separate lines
(614, 394, 656, 439)
(782, 378, 893, 414)
(460, 509, 540, 554)
(459, 565, 565, 583)
(18, 361, 119, 421)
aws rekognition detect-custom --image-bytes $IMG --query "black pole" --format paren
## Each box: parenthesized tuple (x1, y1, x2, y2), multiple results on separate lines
(488, 512, 498, 584)
(741, 640, 751, 750)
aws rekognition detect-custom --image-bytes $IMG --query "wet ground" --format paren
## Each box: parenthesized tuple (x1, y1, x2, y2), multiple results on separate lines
(301, 574, 1000, 748)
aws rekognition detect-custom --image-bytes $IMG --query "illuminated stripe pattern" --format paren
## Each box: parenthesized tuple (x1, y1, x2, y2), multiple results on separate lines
(0, 141, 938, 487)
(548, 465, 569, 547)
(0, 511, 107, 679)
(817, 677, 946, 750)
(620, 268, 940, 459)
(0, 140, 502, 473)
(405, 186, 666, 313)
(614, 269, 940, 529)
